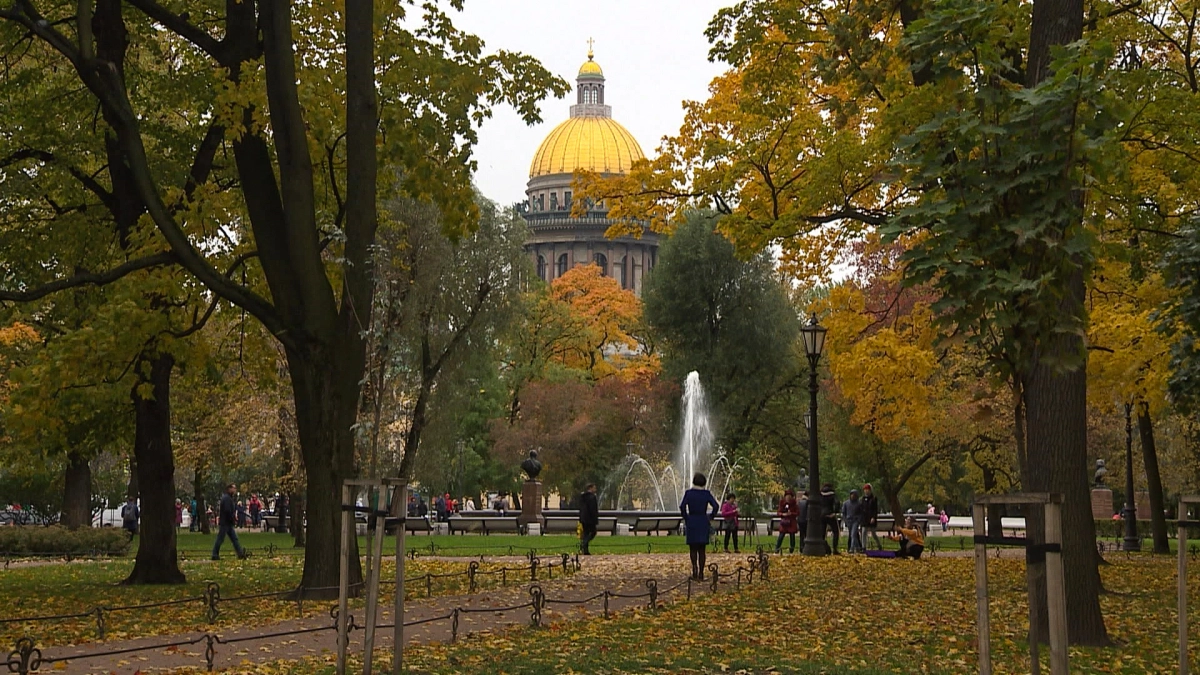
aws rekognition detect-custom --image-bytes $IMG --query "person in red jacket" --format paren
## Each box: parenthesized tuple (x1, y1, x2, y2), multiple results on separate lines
(719, 493, 740, 553)
(775, 489, 800, 554)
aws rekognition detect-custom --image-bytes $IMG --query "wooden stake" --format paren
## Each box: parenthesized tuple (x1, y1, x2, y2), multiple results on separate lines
(1044, 500, 1068, 675)
(393, 482, 407, 675)
(337, 482, 353, 675)
(363, 485, 386, 675)
(974, 502, 991, 675)
(1181, 499, 1189, 675)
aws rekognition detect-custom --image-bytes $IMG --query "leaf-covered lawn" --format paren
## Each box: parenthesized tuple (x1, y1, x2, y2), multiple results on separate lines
(0, 555, 537, 649)
(179, 554, 1200, 674)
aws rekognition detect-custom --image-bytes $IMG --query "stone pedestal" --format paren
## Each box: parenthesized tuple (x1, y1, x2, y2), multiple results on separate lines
(519, 480, 543, 526)
(1135, 491, 1152, 521)
(1091, 488, 1114, 520)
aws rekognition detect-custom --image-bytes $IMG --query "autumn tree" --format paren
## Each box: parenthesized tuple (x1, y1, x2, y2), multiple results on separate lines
(0, 1, 565, 593)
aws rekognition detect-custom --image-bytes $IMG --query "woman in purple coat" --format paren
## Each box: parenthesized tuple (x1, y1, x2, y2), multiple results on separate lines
(680, 473, 720, 581)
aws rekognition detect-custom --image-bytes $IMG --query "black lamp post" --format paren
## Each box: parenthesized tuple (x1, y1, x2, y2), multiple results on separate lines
(1121, 402, 1140, 552)
(800, 314, 828, 556)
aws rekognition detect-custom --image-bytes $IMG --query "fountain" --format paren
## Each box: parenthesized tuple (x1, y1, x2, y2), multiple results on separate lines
(603, 372, 742, 509)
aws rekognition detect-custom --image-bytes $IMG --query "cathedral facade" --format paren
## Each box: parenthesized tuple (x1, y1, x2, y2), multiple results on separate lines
(519, 47, 658, 295)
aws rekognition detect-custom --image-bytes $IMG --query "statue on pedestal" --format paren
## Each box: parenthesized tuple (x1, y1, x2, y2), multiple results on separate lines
(521, 450, 542, 482)
(1093, 459, 1108, 487)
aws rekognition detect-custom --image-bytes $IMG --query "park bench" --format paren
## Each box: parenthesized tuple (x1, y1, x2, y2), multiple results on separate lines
(448, 516, 523, 535)
(632, 516, 682, 535)
(403, 516, 433, 535)
(709, 516, 757, 546)
(542, 516, 618, 535)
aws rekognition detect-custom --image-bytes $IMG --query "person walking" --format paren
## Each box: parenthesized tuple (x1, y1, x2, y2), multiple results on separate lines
(121, 497, 139, 536)
(720, 493, 740, 553)
(249, 494, 262, 529)
(578, 483, 600, 555)
(680, 473, 720, 580)
(189, 498, 199, 532)
(860, 484, 883, 550)
(212, 483, 249, 561)
(174, 499, 184, 530)
(939, 508, 950, 533)
(841, 489, 864, 553)
(774, 489, 800, 554)
(820, 483, 840, 554)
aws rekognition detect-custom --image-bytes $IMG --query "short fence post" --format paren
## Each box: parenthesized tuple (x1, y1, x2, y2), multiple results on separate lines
(708, 564, 719, 592)
(205, 582, 221, 624)
(528, 585, 544, 627)
(603, 590, 610, 619)
(468, 561, 479, 594)
(530, 557, 539, 582)
(204, 634, 217, 672)
(94, 606, 106, 640)
(451, 607, 460, 643)
(425, 574, 432, 598)
(646, 579, 658, 611)
(6, 637, 41, 675)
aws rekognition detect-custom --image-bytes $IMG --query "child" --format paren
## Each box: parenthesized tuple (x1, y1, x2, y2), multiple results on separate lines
(720, 493, 740, 553)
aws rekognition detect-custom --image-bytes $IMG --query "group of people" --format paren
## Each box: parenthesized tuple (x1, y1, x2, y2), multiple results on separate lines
(406, 493, 483, 521)
(773, 483, 929, 558)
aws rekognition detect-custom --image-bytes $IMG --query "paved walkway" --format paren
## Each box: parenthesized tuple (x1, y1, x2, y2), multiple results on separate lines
(33, 554, 749, 673)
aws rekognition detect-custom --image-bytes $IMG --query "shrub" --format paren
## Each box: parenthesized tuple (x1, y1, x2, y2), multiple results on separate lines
(0, 525, 131, 556)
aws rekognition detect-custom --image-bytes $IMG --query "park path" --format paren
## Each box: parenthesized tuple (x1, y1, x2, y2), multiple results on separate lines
(38, 553, 744, 674)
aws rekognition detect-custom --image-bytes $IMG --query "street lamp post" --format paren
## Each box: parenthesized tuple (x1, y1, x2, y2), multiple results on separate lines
(800, 314, 828, 556)
(1122, 402, 1140, 551)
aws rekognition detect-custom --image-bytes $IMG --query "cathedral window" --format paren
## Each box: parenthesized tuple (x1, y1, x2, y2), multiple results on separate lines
(550, 192, 558, 210)
(537, 256, 547, 281)
(593, 252, 608, 276)
(557, 254, 569, 277)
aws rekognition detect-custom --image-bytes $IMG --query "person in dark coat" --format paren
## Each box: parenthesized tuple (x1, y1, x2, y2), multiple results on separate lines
(578, 484, 600, 555)
(212, 483, 248, 560)
(841, 489, 865, 553)
(679, 473, 720, 580)
(775, 489, 800, 554)
(820, 483, 840, 554)
(861, 484, 882, 550)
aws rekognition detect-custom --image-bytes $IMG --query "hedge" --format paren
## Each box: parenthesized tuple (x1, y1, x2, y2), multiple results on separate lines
(0, 525, 132, 556)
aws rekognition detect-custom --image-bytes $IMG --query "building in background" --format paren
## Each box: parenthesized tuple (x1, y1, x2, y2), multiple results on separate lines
(519, 45, 659, 295)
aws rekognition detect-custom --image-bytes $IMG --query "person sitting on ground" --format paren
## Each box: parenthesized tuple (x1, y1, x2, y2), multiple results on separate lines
(889, 516, 926, 559)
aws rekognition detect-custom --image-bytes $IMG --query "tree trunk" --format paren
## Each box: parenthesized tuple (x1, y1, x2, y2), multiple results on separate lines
(193, 465, 209, 535)
(61, 451, 92, 529)
(290, 492, 305, 548)
(123, 352, 185, 584)
(1136, 402, 1170, 554)
(1022, 281, 1108, 646)
(289, 349, 360, 598)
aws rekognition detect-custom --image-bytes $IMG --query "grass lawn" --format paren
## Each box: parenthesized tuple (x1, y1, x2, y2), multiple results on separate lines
(0, 552, 561, 649)
(186, 553, 1200, 674)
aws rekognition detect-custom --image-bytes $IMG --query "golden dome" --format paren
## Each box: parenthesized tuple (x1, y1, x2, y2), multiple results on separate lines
(578, 58, 603, 77)
(529, 116, 644, 178)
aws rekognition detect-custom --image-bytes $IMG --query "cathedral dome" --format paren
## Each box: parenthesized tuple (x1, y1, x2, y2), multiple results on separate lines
(578, 58, 603, 77)
(529, 116, 645, 178)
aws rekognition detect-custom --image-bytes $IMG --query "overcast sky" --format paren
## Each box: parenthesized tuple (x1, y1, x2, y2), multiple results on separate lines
(452, 0, 732, 205)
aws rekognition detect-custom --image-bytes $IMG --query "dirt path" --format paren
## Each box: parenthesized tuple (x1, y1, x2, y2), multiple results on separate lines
(31, 553, 755, 673)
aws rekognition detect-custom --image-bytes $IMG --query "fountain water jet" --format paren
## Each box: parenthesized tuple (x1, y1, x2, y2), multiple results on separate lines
(675, 371, 715, 493)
